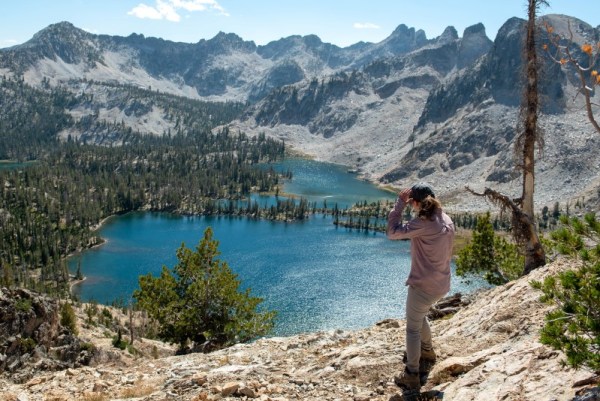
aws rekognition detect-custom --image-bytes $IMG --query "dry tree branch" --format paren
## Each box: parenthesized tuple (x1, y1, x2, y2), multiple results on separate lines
(542, 20, 600, 133)
(465, 186, 521, 213)
(465, 186, 534, 246)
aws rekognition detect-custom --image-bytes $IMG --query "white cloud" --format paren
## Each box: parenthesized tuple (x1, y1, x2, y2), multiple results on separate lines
(171, 0, 207, 11)
(353, 22, 381, 30)
(128, 3, 164, 20)
(127, 0, 228, 21)
(156, 0, 181, 22)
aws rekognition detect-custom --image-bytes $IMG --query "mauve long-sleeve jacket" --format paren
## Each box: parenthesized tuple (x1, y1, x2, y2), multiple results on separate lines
(386, 197, 455, 297)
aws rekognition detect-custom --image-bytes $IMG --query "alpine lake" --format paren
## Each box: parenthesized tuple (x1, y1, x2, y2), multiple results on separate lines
(69, 158, 486, 336)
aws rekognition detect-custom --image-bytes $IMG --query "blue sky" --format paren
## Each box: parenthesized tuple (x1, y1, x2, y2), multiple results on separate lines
(1, 0, 599, 49)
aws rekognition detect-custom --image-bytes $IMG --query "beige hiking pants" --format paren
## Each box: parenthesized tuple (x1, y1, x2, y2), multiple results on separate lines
(405, 286, 445, 373)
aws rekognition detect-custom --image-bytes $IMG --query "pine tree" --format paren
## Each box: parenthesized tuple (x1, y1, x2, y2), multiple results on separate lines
(455, 212, 524, 285)
(60, 302, 78, 336)
(134, 227, 275, 352)
(531, 213, 600, 372)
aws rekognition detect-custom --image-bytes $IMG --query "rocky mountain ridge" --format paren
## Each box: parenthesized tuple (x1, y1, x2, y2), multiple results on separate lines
(1, 258, 598, 401)
(0, 20, 462, 102)
(1, 15, 599, 212)
(230, 14, 600, 213)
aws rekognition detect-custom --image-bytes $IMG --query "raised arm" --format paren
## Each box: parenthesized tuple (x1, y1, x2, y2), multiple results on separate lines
(387, 188, 413, 240)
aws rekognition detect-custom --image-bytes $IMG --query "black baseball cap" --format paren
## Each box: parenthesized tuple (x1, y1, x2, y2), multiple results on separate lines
(410, 183, 435, 201)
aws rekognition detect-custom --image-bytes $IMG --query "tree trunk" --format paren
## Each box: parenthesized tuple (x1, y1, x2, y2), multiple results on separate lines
(520, 0, 546, 273)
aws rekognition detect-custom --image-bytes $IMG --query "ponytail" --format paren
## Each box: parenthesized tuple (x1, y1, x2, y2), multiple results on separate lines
(417, 196, 442, 220)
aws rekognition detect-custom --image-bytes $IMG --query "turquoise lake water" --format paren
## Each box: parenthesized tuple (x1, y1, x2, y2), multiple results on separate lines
(0, 160, 36, 170)
(69, 158, 485, 336)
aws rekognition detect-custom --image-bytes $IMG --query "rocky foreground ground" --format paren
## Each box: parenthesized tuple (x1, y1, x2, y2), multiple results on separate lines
(1, 258, 599, 401)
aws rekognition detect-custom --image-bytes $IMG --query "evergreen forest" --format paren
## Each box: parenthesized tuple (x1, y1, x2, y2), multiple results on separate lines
(0, 76, 289, 294)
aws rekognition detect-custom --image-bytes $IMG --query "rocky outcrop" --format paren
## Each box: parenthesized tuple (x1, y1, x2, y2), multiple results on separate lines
(248, 60, 306, 102)
(0, 288, 97, 383)
(1, 259, 598, 400)
(251, 71, 370, 131)
(457, 23, 493, 69)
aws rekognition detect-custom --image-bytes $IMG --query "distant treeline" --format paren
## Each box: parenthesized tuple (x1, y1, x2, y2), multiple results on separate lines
(0, 76, 246, 160)
(331, 199, 579, 234)
(0, 76, 74, 160)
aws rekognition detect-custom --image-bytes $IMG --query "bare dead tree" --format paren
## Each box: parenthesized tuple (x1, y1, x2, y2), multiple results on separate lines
(467, 0, 547, 275)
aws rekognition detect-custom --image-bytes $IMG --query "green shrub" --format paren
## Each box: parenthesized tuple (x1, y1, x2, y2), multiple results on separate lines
(531, 213, 600, 372)
(133, 227, 276, 352)
(60, 302, 78, 335)
(455, 212, 524, 285)
(112, 328, 127, 350)
(15, 298, 32, 313)
(84, 301, 99, 325)
(126, 343, 141, 356)
(80, 342, 97, 352)
(19, 337, 37, 353)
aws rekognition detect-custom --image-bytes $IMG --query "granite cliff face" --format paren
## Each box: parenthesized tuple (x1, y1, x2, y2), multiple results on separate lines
(1, 259, 598, 400)
(231, 15, 600, 212)
(375, 15, 599, 211)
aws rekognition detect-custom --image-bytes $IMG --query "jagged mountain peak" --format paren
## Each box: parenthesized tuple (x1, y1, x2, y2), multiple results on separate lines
(437, 26, 459, 44)
(370, 23, 429, 58)
(463, 22, 487, 37)
(299, 34, 325, 46)
(258, 34, 338, 54)
(33, 21, 79, 35)
(496, 16, 526, 40)
(127, 32, 145, 40)
(211, 31, 246, 43)
(390, 23, 419, 37)
(26, 21, 92, 47)
(458, 23, 493, 68)
(387, 23, 429, 47)
(201, 31, 257, 53)
(299, 34, 343, 54)
(5, 20, 101, 69)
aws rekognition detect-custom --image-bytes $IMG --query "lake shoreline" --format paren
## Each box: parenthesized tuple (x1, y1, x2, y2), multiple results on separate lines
(69, 276, 87, 292)
(68, 158, 486, 337)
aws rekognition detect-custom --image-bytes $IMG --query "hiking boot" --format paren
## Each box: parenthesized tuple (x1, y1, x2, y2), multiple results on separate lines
(420, 347, 437, 372)
(402, 348, 437, 373)
(394, 367, 421, 390)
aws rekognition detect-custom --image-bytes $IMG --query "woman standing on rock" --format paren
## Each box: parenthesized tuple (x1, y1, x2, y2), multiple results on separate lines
(386, 183, 455, 391)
